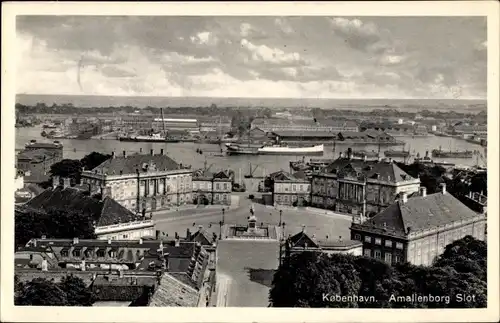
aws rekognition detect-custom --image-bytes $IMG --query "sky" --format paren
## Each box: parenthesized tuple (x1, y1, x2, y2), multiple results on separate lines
(16, 16, 487, 99)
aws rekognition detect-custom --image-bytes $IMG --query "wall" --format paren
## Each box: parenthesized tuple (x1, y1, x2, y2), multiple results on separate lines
(96, 224, 155, 241)
(406, 220, 486, 266)
(15, 175, 24, 191)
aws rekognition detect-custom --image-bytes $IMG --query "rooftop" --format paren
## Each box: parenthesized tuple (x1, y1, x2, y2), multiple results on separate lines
(268, 170, 309, 182)
(20, 187, 140, 227)
(320, 157, 415, 183)
(148, 273, 199, 307)
(354, 191, 483, 237)
(17, 148, 57, 162)
(89, 153, 183, 175)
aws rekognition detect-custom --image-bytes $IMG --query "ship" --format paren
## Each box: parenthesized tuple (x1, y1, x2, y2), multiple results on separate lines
(225, 143, 262, 155)
(119, 133, 180, 143)
(431, 147, 474, 159)
(384, 149, 410, 158)
(257, 144, 324, 156)
(352, 150, 378, 158)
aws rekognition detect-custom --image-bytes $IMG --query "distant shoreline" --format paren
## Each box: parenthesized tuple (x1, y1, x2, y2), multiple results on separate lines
(15, 94, 487, 113)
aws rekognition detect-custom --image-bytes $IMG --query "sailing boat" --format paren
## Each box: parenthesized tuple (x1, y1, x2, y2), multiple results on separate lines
(384, 144, 410, 158)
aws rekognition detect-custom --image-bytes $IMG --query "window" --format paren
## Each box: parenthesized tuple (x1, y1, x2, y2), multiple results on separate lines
(97, 249, 105, 257)
(354, 234, 361, 241)
(122, 234, 128, 239)
(374, 250, 381, 259)
(374, 238, 381, 245)
(61, 250, 69, 257)
(394, 255, 401, 264)
(292, 185, 296, 191)
(216, 183, 220, 190)
(396, 242, 404, 249)
(299, 185, 303, 191)
(385, 239, 392, 248)
(72, 250, 81, 257)
(364, 248, 371, 257)
(364, 236, 371, 243)
(384, 253, 393, 264)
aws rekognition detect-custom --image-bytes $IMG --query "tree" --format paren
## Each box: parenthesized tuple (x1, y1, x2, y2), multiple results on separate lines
(270, 236, 487, 308)
(15, 208, 96, 248)
(60, 275, 94, 306)
(50, 159, 82, 182)
(433, 235, 487, 281)
(80, 152, 111, 171)
(15, 278, 68, 306)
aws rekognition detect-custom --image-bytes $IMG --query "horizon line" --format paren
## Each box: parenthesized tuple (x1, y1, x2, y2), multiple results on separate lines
(16, 93, 487, 101)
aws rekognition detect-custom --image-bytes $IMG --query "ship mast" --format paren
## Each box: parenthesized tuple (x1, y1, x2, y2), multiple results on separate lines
(160, 107, 167, 137)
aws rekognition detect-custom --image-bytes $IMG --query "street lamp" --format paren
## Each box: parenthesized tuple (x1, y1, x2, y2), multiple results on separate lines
(222, 208, 225, 224)
(219, 208, 225, 241)
(279, 209, 283, 226)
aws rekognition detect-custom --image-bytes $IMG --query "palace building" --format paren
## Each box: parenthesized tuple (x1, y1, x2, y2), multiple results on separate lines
(191, 169, 233, 206)
(81, 149, 192, 213)
(310, 152, 420, 217)
(350, 184, 486, 266)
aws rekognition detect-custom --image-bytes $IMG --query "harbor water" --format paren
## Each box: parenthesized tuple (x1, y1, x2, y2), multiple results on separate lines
(16, 126, 487, 178)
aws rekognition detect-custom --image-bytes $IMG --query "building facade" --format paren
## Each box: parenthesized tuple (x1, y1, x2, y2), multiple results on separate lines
(252, 118, 359, 133)
(280, 230, 363, 265)
(311, 153, 420, 217)
(192, 169, 232, 206)
(266, 171, 311, 206)
(23, 140, 64, 159)
(350, 185, 487, 266)
(16, 145, 63, 184)
(81, 149, 192, 213)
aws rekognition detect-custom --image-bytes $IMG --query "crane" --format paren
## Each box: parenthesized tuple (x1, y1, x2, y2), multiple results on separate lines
(244, 162, 261, 178)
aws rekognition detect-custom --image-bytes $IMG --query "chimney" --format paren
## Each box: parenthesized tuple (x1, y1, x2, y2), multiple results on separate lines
(401, 192, 408, 204)
(41, 259, 48, 271)
(441, 183, 446, 194)
(150, 149, 154, 156)
(123, 150, 126, 158)
(198, 225, 203, 232)
(377, 155, 382, 162)
(406, 226, 412, 234)
(139, 238, 143, 245)
(186, 228, 191, 240)
(160, 149, 164, 155)
(175, 238, 180, 247)
(52, 175, 60, 189)
(73, 237, 79, 245)
(338, 236, 343, 242)
(301, 225, 305, 232)
(111, 151, 115, 159)
(63, 177, 71, 189)
(140, 147, 143, 154)
(420, 187, 427, 197)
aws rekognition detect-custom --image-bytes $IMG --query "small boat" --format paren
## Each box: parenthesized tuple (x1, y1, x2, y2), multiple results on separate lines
(384, 149, 410, 158)
(432, 147, 473, 159)
(352, 150, 378, 158)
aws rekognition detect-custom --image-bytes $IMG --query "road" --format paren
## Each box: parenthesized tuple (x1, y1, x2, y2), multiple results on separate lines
(152, 195, 354, 307)
(216, 239, 279, 307)
(153, 196, 354, 242)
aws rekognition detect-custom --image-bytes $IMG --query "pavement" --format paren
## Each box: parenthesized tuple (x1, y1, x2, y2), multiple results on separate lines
(216, 239, 279, 307)
(152, 194, 354, 307)
(153, 195, 354, 242)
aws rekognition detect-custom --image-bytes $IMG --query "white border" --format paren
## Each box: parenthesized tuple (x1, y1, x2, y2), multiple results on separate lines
(2, 2, 499, 322)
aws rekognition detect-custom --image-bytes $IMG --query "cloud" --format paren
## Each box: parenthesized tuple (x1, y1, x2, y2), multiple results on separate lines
(329, 17, 382, 52)
(15, 16, 487, 99)
(240, 39, 307, 67)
